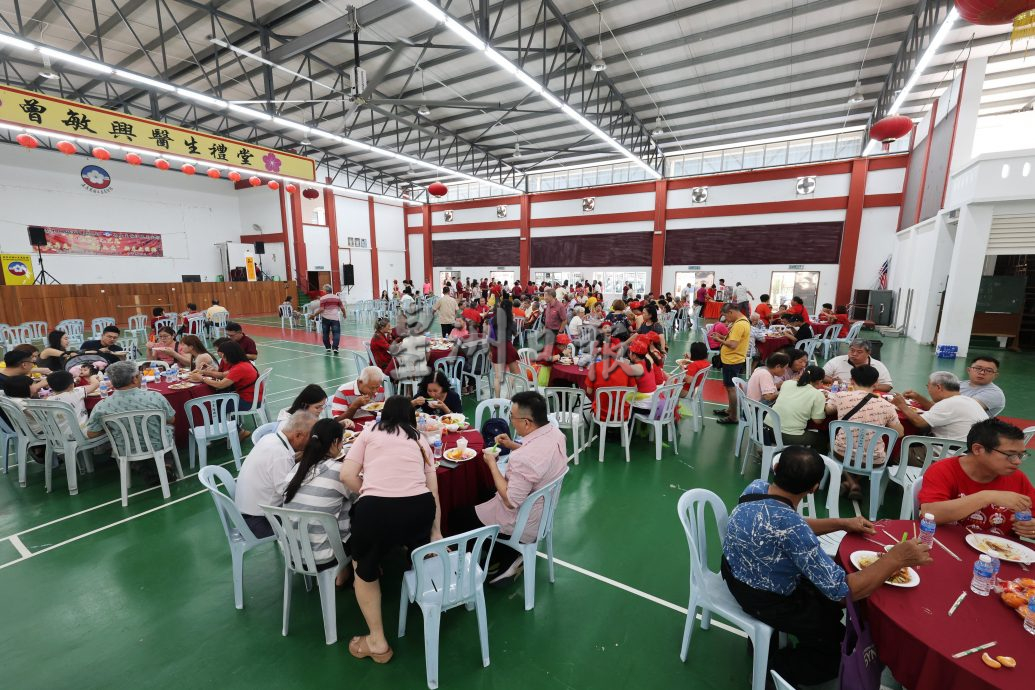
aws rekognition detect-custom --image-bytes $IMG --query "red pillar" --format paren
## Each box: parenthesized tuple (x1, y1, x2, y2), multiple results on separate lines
(403, 205, 411, 282)
(324, 179, 341, 292)
(650, 179, 668, 295)
(368, 197, 380, 298)
(278, 185, 294, 285)
(519, 194, 531, 284)
(290, 188, 308, 292)
(835, 158, 870, 306)
(422, 205, 433, 282)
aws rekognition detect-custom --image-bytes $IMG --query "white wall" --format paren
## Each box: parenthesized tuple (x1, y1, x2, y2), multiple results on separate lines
(852, 206, 899, 291)
(0, 145, 270, 283)
(236, 186, 287, 280)
(531, 191, 654, 218)
(888, 218, 953, 343)
(408, 234, 425, 285)
(669, 175, 850, 209)
(973, 111, 1035, 159)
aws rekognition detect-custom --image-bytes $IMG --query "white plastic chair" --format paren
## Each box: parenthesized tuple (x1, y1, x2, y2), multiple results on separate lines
(909, 476, 924, 520)
(251, 421, 280, 445)
(21, 321, 48, 344)
(770, 671, 796, 690)
(57, 319, 86, 348)
(199, 466, 276, 609)
(590, 386, 635, 463)
(184, 315, 206, 339)
(517, 348, 537, 366)
(0, 396, 47, 487)
(819, 324, 842, 360)
(888, 436, 965, 519)
(544, 387, 590, 465)
(683, 366, 710, 434)
(125, 314, 149, 341)
(732, 377, 751, 457)
(398, 525, 500, 689)
(0, 399, 17, 475)
(785, 452, 845, 556)
(677, 488, 775, 690)
(22, 399, 110, 495)
(474, 398, 511, 433)
(209, 312, 229, 339)
(434, 356, 465, 398)
(100, 409, 184, 507)
(1023, 425, 1035, 447)
(495, 470, 567, 610)
(503, 372, 531, 397)
(738, 397, 786, 479)
(152, 316, 175, 332)
(631, 383, 683, 461)
(235, 367, 273, 429)
(795, 338, 822, 364)
(279, 304, 294, 329)
(828, 420, 899, 521)
(461, 349, 492, 401)
(262, 505, 351, 645)
(184, 393, 244, 471)
(91, 317, 116, 339)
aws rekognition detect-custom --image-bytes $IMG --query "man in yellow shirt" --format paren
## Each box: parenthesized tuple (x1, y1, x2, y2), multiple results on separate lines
(713, 303, 750, 425)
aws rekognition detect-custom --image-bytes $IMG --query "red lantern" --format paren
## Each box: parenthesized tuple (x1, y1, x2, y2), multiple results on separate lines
(302, 187, 319, 200)
(207, 168, 221, 179)
(92, 146, 111, 160)
(285, 183, 298, 194)
(248, 176, 262, 187)
(955, 1, 1035, 24)
(267, 180, 280, 191)
(154, 158, 170, 170)
(181, 163, 196, 176)
(56, 140, 76, 155)
(869, 115, 913, 152)
(16, 133, 39, 149)
(228, 171, 242, 182)
(428, 181, 448, 197)
(125, 152, 142, 166)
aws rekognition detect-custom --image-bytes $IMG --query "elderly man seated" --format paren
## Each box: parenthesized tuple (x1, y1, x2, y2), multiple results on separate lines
(893, 371, 988, 442)
(919, 418, 1035, 539)
(330, 366, 387, 420)
(958, 355, 1006, 416)
(823, 339, 892, 392)
(447, 391, 568, 586)
(722, 446, 931, 687)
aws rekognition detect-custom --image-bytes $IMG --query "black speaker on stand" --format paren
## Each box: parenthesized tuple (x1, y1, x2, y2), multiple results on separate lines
(342, 263, 355, 287)
(28, 226, 60, 285)
(254, 242, 265, 280)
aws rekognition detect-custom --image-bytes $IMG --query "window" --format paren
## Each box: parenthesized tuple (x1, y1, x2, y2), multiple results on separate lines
(811, 136, 837, 161)
(764, 142, 788, 167)
(722, 147, 744, 172)
(769, 271, 820, 313)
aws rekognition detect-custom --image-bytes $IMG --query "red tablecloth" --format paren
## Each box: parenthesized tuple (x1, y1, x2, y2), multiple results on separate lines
(84, 380, 215, 446)
(549, 363, 589, 387)
(837, 521, 1030, 690)
(702, 300, 725, 320)
(756, 336, 794, 361)
(812, 405, 923, 461)
(427, 347, 454, 366)
(436, 429, 490, 534)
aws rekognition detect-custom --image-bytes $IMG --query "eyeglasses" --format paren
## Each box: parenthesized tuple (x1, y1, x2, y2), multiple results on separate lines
(967, 366, 998, 375)
(989, 448, 1028, 461)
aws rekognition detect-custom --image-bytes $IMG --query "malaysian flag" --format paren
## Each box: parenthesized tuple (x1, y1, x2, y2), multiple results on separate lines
(877, 256, 891, 289)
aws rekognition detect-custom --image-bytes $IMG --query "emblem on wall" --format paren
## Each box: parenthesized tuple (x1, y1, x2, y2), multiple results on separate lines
(691, 186, 708, 204)
(582, 197, 595, 212)
(444, 210, 455, 222)
(796, 176, 817, 195)
(80, 165, 113, 194)
(496, 205, 507, 218)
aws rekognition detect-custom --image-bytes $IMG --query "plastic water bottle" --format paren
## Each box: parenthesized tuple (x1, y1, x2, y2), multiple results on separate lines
(432, 437, 443, 461)
(99, 377, 110, 398)
(919, 513, 937, 549)
(1025, 598, 1035, 635)
(989, 556, 1001, 587)
(970, 555, 995, 596)
(417, 415, 427, 436)
(1015, 509, 1032, 524)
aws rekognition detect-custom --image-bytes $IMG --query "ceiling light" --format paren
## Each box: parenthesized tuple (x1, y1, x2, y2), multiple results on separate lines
(590, 54, 607, 72)
(513, 142, 522, 157)
(113, 69, 175, 91)
(847, 80, 864, 104)
(176, 88, 227, 109)
(0, 32, 35, 52)
(590, 11, 607, 72)
(39, 54, 57, 80)
(39, 46, 112, 75)
(418, 103, 431, 117)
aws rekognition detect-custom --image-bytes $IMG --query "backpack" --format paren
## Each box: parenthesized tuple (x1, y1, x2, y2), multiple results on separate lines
(481, 417, 511, 456)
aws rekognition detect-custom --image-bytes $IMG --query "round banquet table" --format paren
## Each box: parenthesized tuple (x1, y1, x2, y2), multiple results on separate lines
(756, 336, 794, 361)
(811, 402, 923, 461)
(702, 300, 725, 320)
(427, 345, 455, 366)
(549, 363, 590, 388)
(837, 521, 1030, 690)
(83, 379, 216, 447)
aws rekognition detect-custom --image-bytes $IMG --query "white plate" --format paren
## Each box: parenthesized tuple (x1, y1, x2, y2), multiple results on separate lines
(965, 533, 1035, 564)
(440, 414, 466, 426)
(361, 401, 385, 413)
(442, 447, 477, 463)
(849, 550, 920, 588)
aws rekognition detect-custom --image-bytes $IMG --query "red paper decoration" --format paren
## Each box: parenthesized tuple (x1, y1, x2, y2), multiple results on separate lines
(428, 181, 448, 197)
(92, 146, 111, 160)
(181, 163, 196, 176)
(16, 133, 39, 149)
(955, 0, 1035, 24)
(56, 140, 76, 155)
(285, 183, 298, 194)
(248, 176, 262, 187)
(154, 158, 170, 170)
(125, 152, 142, 165)
(869, 115, 913, 151)
(267, 180, 280, 191)
(228, 171, 242, 182)
(207, 168, 221, 179)
(302, 187, 319, 200)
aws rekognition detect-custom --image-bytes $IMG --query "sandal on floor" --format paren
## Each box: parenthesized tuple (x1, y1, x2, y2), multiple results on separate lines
(714, 408, 729, 417)
(349, 636, 394, 664)
(715, 417, 738, 425)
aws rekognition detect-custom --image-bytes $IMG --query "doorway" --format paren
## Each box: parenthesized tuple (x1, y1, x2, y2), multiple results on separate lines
(674, 271, 715, 297)
(439, 270, 461, 292)
(306, 270, 331, 293)
(489, 270, 515, 288)
(770, 271, 820, 312)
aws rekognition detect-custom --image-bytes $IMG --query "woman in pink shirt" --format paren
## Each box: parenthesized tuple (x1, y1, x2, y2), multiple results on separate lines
(340, 396, 440, 665)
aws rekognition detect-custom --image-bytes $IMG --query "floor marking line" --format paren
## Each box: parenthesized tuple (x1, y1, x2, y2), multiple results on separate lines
(275, 374, 310, 384)
(8, 536, 31, 559)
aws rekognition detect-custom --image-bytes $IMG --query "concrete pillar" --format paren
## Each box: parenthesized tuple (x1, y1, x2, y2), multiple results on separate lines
(935, 203, 993, 356)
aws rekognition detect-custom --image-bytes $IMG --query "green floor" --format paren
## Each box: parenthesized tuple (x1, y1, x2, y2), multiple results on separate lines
(2, 317, 1034, 689)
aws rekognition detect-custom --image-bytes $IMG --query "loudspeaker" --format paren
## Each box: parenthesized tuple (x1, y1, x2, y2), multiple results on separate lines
(28, 226, 47, 246)
(254, 241, 265, 255)
(342, 264, 355, 287)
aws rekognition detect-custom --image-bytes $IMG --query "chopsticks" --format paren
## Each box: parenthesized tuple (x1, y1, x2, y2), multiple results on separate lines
(932, 537, 962, 561)
(947, 591, 967, 616)
(864, 537, 888, 549)
(952, 641, 996, 659)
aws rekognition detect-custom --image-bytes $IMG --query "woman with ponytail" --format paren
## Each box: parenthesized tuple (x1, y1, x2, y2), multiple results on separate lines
(772, 364, 829, 451)
(282, 418, 356, 585)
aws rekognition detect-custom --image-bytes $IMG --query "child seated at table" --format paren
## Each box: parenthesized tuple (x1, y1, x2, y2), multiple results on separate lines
(46, 369, 99, 434)
(678, 342, 711, 397)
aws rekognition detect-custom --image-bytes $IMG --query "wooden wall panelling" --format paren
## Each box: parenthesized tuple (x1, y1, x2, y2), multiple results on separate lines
(664, 223, 845, 265)
(431, 237, 520, 267)
(530, 231, 654, 267)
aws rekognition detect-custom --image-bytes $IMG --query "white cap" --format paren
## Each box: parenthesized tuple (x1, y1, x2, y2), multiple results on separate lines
(923, 513, 934, 520)
(979, 555, 992, 563)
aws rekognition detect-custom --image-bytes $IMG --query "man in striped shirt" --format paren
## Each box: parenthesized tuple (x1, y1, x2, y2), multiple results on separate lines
(313, 284, 345, 355)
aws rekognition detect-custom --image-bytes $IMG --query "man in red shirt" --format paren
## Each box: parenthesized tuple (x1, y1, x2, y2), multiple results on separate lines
(919, 418, 1035, 539)
(754, 293, 773, 326)
(312, 284, 345, 355)
(542, 288, 568, 335)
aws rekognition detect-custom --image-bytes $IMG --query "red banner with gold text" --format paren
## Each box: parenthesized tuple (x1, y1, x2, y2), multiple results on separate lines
(39, 227, 164, 257)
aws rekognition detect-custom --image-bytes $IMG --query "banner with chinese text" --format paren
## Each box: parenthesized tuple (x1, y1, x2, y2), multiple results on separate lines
(40, 227, 164, 257)
(0, 84, 316, 181)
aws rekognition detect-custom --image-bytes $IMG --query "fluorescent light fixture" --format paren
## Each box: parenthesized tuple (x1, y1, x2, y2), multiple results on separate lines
(176, 88, 227, 109)
(406, 0, 661, 179)
(39, 46, 112, 74)
(228, 103, 273, 121)
(0, 32, 35, 52)
(114, 69, 175, 92)
(209, 37, 338, 92)
(864, 8, 958, 155)
(271, 116, 311, 134)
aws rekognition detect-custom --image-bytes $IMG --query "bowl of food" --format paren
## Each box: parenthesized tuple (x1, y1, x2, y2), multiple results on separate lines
(440, 413, 466, 428)
(443, 447, 477, 462)
(483, 445, 501, 460)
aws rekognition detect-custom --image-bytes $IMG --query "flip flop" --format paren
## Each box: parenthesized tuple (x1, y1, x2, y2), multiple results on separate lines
(715, 417, 738, 425)
(349, 636, 394, 664)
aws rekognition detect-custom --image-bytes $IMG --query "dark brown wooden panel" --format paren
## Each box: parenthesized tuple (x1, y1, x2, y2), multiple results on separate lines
(664, 222, 844, 264)
(431, 237, 520, 267)
(530, 231, 653, 267)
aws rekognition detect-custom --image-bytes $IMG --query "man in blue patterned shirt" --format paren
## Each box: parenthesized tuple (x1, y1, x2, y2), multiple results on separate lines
(722, 446, 931, 687)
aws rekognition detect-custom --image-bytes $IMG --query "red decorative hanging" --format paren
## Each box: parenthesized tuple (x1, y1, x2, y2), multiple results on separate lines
(869, 115, 913, 151)
(302, 187, 319, 200)
(285, 183, 298, 194)
(428, 181, 448, 197)
(267, 180, 280, 191)
(56, 140, 76, 155)
(92, 146, 111, 160)
(16, 133, 39, 149)
(181, 163, 196, 176)
(955, 1, 1035, 24)
(248, 176, 262, 187)
(227, 171, 242, 182)
(207, 168, 221, 179)
(154, 158, 170, 170)
(125, 152, 142, 165)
